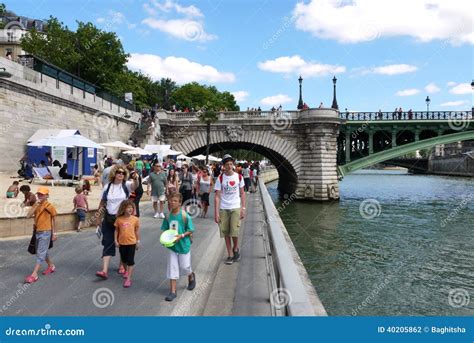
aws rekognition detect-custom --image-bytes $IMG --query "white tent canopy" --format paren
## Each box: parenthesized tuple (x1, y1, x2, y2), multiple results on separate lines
(123, 148, 151, 155)
(191, 154, 206, 160)
(208, 155, 221, 162)
(27, 129, 79, 143)
(144, 144, 182, 156)
(177, 154, 191, 160)
(101, 141, 136, 150)
(28, 134, 103, 149)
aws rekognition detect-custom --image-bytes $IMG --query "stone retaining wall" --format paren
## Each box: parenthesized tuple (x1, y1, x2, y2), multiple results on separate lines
(0, 56, 141, 174)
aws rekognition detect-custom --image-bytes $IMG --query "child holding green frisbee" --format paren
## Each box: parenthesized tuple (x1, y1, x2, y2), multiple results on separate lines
(161, 192, 196, 301)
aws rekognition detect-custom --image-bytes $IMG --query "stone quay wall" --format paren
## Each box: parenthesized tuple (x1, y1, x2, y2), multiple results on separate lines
(0, 56, 140, 174)
(429, 155, 474, 177)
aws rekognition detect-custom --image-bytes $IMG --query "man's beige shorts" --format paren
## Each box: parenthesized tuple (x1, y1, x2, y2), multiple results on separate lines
(218, 209, 241, 238)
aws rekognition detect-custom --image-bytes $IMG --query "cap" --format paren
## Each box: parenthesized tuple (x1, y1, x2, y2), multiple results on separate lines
(221, 154, 234, 164)
(36, 186, 49, 195)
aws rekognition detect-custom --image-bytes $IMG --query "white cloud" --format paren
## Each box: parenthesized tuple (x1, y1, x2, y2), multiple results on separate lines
(231, 91, 249, 102)
(127, 53, 235, 84)
(440, 100, 469, 107)
(357, 64, 418, 75)
(449, 83, 471, 94)
(395, 89, 420, 96)
(258, 55, 345, 78)
(446, 81, 457, 87)
(142, 0, 213, 42)
(424, 82, 440, 93)
(293, 0, 473, 45)
(260, 94, 293, 107)
(142, 18, 216, 42)
(96, 17, 105, 24)
(174, 3, 203, 18)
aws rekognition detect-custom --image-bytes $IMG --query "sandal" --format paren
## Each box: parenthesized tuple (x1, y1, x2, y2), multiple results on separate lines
(42, 265, 56, 275)
(24, 275, 39, 284)
(95, 271, 108, 279)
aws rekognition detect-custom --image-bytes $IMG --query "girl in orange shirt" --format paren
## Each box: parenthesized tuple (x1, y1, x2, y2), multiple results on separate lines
(114, 200, 140, 288)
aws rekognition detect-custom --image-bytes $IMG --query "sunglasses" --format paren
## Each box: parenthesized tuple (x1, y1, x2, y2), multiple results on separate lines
(116, 170, 126, 175)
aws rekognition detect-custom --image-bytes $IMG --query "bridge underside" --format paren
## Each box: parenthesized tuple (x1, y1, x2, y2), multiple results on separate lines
(338, 130, 474, 177)
(189, 142, 298, 196)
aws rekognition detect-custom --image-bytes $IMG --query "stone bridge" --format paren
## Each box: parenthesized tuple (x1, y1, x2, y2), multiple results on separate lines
(158, 109, 342, 201)
(158, 109, 474, 201)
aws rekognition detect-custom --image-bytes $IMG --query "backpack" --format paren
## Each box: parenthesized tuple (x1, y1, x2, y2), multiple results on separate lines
(218, 172, 242, 187)
(102, 181, 130, 201)
(166, 209, 192, 243)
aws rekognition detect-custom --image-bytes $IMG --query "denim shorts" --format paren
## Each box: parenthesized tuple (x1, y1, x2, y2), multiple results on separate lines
(36, 231, 51, 264)
(76, 209, 86, 222)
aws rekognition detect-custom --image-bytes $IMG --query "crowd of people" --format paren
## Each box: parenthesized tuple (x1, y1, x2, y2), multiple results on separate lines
(20, 152, 262, 303)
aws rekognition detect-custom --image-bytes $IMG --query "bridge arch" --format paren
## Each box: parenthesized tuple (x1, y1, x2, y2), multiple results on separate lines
(173, 130, 302, 194)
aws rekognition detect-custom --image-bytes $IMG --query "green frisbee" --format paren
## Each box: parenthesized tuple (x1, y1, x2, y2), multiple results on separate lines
(160, 230, 178, 247)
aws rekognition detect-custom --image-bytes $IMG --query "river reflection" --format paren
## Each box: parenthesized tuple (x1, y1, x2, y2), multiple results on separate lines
(268, 170, 474, 316)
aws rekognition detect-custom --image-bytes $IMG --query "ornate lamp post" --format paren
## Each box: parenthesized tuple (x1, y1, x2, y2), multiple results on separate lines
(331, 76, 339, 110)
(297, 75, 304, 109)
(425, 96, 431, 112)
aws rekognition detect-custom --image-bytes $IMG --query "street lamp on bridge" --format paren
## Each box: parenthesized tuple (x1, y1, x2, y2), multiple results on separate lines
(297, 75, 304, 110)
(331, 76, 339, 110)
(425, 96, 431, 112)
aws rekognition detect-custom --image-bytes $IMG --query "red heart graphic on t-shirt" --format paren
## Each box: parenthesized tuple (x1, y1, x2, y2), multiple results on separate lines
(229, 181, 236, 186)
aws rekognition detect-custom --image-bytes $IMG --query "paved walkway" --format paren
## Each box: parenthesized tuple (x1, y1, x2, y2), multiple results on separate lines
(0, 192, 274, 316)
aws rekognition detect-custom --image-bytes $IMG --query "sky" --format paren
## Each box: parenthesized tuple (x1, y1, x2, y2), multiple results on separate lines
(5, 0, 473, 111)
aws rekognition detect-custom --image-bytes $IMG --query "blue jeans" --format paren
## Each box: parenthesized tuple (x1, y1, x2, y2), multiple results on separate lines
(36, 231, 51, 264)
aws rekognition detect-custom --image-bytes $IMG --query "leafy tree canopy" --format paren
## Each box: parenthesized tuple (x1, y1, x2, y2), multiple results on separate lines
(19, 16, 238, 111)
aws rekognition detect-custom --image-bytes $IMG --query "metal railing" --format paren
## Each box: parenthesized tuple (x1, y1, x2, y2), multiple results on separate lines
(16, 54, 136, 112)
(340, 111, 472, 121)
(166, 110, 300, 120)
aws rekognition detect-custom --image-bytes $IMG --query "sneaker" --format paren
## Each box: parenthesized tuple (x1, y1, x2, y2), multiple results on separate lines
(123, 279, 132, 288)
(159, 213, 165, 219)
(153, 213, 160, 218)
(165, 292, 177, 301)
(225, 256, 234, 265)
(42, 265, 56, 275)
(187, 272, 196, 291)
(233, 249, 241, 262)
(122, 271, 129, 279)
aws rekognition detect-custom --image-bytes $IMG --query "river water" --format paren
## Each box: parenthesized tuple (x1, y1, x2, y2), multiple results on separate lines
(268, 170, 474, 316)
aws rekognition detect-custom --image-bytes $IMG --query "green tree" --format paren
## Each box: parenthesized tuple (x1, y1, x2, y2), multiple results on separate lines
(74, 22, 128, 88)
(198, 105, 219, 165)
(171, 82, 238, 111)
(21, 17, 80, 72)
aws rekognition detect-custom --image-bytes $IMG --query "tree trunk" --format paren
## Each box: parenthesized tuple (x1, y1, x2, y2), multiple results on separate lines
(205, 121, 211, 165)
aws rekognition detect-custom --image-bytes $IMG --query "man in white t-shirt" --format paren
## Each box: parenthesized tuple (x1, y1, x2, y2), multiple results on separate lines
(214, 154, 246, 265)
